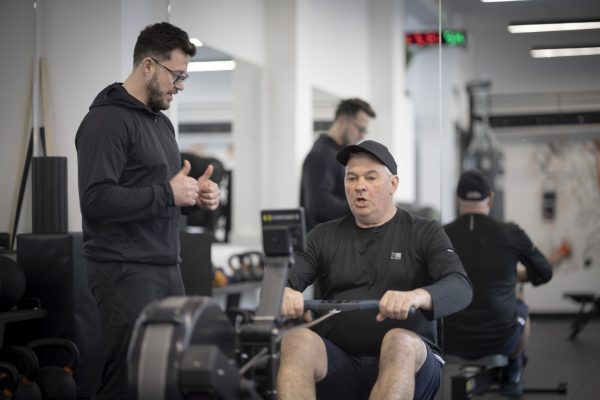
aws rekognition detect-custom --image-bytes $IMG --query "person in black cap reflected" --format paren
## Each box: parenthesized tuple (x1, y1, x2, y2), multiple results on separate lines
(277, 140, 473, 400)
(443, 169, 554, 396)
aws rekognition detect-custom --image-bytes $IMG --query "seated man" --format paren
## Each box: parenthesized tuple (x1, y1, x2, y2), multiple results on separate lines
(278, 140, 473, 400)
(443, 170, 554, 396)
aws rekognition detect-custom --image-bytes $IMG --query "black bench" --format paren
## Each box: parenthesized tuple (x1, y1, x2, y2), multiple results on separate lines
(563, 292, 599, 340)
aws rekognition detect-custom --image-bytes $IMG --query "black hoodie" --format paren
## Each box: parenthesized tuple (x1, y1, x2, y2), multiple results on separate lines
(75, 83, 182, 265)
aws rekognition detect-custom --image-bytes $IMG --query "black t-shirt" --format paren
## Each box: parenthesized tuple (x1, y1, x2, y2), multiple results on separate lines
(287, 208, 472, 355)
(443, 213, 553, 358)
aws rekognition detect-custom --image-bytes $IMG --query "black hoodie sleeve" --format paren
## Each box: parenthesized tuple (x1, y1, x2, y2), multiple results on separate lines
(304, 154, 350, 222)
(76, 107, 174, 222)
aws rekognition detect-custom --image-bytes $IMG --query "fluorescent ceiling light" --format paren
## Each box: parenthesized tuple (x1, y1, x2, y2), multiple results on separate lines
(188, 60, 236, 72)
(482, 0, 529, 2)
(530, 46, 600, 58)
(190, 38, 203, 47)
(509, 21, 600, 33)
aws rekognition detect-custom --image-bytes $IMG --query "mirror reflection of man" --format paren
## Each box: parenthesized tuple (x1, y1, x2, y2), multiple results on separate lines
(443, 170, 553, 397)
(300, 98, 376, 233)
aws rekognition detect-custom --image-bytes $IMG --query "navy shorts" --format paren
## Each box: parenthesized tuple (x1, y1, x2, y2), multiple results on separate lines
(315, 338, 443, 400)
(500, 298, 529, 355)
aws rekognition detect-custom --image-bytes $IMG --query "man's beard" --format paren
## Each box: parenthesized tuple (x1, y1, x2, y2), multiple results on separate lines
(341, 128, 354, 146)
(146, 73, 170, 112)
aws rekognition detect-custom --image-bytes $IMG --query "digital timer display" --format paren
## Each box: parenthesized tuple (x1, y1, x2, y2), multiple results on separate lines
(405, 30, 467, 47)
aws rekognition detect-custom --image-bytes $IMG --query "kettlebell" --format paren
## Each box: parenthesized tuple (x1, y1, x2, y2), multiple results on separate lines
(228, 252, 253, 282)
(28, 339, 80, 400)
(228, 251, 265, 282)
(0, 361, 19, 400)
(244, 251, 265, 281)
(0, 345, 42, 400)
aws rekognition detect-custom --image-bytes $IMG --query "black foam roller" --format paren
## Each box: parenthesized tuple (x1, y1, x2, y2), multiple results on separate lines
(32, 156, 68, 233)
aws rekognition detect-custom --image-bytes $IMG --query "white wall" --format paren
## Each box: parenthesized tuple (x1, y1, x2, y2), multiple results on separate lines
(369, 0, 416, 205)
(307, 0, 371, 98)
(0, 0, 36, 242)
(38, 0, 126, 235)
(171, 0, 265, 67)
(503, 138, 600, 312)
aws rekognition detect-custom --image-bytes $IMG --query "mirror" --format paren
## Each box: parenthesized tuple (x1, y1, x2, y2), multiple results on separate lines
(176, 45, 235, 242)
(174, 44, 263, 245)
(438, 0, 600, 314)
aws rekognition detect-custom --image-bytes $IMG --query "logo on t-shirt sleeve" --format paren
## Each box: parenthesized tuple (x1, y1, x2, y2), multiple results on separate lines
(390, 251, 402, 260)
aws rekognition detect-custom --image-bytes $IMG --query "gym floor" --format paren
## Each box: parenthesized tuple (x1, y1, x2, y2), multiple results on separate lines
(436, 317, 600, 400)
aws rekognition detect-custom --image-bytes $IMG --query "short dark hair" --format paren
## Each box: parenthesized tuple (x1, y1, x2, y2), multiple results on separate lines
(334, 98, 376, 120)
(133, 22, 196, 65)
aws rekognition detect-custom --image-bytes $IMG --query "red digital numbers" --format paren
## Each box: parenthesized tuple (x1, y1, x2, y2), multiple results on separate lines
(406, 30, 466, 47)
(405, 32, 441, 47)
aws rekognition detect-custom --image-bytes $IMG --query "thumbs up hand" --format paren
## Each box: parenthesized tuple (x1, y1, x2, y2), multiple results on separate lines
(169, 160, 200, 207)
(196, 164, 220, 210)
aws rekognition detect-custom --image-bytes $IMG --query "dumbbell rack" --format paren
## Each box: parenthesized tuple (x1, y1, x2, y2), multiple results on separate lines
(0, 304, 47, 347)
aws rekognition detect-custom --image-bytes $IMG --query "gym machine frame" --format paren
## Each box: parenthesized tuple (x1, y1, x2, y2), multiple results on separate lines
(446, 353, 567, 399)
(128, 209, 308, 400)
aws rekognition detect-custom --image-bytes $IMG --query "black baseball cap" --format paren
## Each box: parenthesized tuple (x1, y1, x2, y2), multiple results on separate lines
(457, 170, 491, 200)
(336, 140, 397, 175)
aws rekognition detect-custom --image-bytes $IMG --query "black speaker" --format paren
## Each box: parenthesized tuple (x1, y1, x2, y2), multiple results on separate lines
(32, 156, 68, 233)
(179, 231, 213, 296)
(10, 233, 103, 399)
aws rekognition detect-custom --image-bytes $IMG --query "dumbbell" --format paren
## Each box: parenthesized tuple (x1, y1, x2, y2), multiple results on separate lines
(28, 338, 80, 400)
(0, 345, 42, 400)
(304, 299, 417, 316)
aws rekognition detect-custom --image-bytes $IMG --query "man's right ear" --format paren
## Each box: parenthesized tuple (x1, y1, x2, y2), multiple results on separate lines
(487, 192, 495, 208)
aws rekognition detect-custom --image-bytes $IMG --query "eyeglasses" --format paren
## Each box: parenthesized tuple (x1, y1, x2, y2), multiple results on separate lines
(352, 122, 368, 135)
(150, 57, 189, 85)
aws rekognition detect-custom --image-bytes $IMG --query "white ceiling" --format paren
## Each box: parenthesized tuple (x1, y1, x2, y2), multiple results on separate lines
(442, 0, 600, 47)
(408, 0, 600, 45)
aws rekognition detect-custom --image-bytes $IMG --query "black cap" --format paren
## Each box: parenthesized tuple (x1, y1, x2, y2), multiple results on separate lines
(336, 140, 397, 175)
(457, 170, 491, 200)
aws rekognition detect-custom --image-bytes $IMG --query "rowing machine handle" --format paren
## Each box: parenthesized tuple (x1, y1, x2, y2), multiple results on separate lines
(304, 299, 416, 316)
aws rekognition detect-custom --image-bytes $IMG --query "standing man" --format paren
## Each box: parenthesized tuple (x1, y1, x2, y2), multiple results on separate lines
(279, 140, 472, 400)
(75, 22, 220, 400)
(443, 170, 553, 397)
(300, 98, 376, 232)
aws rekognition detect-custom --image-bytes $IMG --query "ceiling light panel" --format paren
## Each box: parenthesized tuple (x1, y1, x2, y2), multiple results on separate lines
(509, 21, 600, 33)
(530, 46, 600, 58)
(188, 60, 236, 72)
